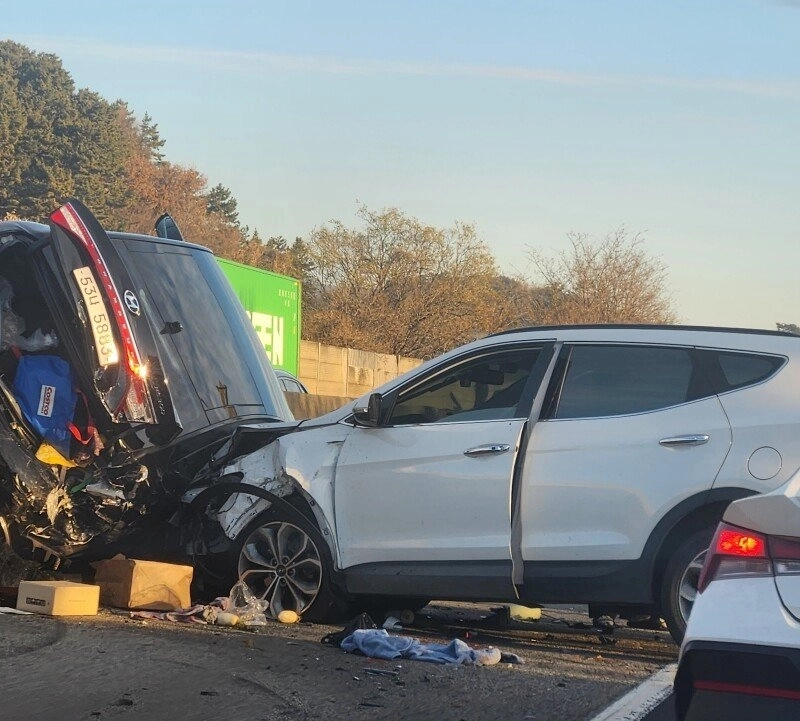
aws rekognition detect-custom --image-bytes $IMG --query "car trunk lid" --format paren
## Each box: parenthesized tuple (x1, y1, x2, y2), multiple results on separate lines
(47, 199, 180, 444)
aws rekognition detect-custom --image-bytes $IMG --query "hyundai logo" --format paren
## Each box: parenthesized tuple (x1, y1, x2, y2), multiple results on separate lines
(123, 290, 141, 316)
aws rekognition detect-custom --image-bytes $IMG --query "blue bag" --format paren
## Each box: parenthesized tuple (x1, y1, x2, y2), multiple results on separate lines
(13, 355, 78, 456)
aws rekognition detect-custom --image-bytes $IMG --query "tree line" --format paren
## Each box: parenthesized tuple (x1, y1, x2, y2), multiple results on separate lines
(6, 41, 789, 359)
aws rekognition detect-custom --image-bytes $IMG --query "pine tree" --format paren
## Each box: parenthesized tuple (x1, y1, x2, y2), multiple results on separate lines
(206, 184, 240, 227)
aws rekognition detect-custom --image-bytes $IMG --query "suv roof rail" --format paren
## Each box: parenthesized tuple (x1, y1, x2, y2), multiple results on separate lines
(488, 323, 800, 338)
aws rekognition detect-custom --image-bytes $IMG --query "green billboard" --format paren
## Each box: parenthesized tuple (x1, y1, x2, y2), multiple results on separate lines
(217, 259, 301, 374)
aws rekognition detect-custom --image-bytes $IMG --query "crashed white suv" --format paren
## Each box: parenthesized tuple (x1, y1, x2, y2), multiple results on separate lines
(196, 325, 800, 643)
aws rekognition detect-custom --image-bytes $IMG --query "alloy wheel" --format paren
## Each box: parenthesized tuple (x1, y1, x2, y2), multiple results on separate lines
(238, 520, 323, 618)
(677, 547, 707, 625)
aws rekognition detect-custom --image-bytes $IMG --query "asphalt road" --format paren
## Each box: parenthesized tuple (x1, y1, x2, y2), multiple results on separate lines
(0, 602, 677, 721)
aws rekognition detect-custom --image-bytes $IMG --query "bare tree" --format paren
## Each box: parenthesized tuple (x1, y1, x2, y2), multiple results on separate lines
(526, 229, 677, 325)
(303, 206, 509, 358)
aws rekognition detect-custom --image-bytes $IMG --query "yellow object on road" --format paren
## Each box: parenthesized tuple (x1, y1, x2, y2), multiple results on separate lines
(508, 604, 542, 621)
(214, 611, 240, 626)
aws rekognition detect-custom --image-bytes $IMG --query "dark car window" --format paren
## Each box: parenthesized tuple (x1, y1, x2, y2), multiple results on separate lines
(554, 345, 695, 419)
(389, 348, 543, 425)
(715, 351, 784, 391)
(121, 243, 270, 428)
(280, 378, 304, 393)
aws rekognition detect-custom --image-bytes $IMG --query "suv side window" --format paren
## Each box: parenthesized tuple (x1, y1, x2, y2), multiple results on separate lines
(554, 344, 698, 419)
(713, 351, 784, 392)
(389, 348, 543, 425)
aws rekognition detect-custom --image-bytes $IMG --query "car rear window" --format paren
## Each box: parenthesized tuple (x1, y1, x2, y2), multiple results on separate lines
(120, 242, 271, 427)
(714, 351, 784, 392)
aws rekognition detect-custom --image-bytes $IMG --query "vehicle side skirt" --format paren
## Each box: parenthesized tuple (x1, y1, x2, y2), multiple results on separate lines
(343, 560, 515, 600)
(519, 558, 652, 604)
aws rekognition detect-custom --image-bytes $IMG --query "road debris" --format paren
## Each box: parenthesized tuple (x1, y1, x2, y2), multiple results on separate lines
(363, 668, 400, 677)
(321, 611, 377, 647)
(277, 609, 300, 624)
(508, 603, 543, 622)
(92, 556, 193, 611)
(129, 580, 271, 628)
(382, 615, 403, 631)
(339, 628, 523, 666)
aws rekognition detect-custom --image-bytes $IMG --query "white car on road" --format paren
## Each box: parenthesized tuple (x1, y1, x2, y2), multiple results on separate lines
(675, 468, 800, 719)
(192, 325, 800, 643)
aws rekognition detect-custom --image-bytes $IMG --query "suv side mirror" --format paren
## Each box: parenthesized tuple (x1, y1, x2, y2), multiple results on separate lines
(353, 393, 384, 427)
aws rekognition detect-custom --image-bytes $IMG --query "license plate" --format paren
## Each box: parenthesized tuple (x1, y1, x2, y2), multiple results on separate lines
(73, 266, 119, 367)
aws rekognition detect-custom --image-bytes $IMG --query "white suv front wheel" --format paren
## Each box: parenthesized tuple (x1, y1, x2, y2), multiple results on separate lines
(233, 506, 349, 623)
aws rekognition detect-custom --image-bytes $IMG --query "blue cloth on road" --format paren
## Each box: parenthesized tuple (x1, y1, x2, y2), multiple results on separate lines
(340, 628, 503, 666)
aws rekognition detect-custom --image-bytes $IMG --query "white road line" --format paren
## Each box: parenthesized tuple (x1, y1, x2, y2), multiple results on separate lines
(587, 663, 677, 721)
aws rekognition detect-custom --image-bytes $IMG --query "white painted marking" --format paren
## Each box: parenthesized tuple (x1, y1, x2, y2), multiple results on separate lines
(587, 664, 677, 721)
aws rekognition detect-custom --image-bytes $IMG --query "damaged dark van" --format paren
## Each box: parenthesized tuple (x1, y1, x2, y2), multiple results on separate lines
(0, 199, 294, 570)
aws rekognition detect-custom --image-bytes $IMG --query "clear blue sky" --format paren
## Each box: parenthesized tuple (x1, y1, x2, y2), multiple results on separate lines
(5, 0, 799, 329)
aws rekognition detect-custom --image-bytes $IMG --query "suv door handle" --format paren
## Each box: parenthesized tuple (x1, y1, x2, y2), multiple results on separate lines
(464, 444, 511, 457)
(659, 434, 710, 447)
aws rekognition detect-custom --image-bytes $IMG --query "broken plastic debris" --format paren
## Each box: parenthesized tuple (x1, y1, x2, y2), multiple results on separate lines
(227, 580, 268, 626)
(382, 615, 403, 631)
(84, 481, 126, 501)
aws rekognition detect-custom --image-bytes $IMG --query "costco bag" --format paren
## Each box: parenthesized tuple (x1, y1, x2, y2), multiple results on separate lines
(13, 354, 77, 456)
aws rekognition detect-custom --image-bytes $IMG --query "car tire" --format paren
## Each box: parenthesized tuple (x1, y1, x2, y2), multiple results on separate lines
(233, 505, 348, 623)
(659, 527, 715, 645)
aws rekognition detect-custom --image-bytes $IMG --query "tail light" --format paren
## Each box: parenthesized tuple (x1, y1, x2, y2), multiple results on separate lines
(697, 523, 771, 593)
(698, 522, 800, 593)
(51, 203, 155, 423)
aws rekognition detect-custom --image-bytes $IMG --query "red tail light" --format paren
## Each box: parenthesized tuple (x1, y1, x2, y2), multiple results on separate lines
(697, 522, 771, 593)
(716, 527, 767, 557)
(51, 202, 154, 423)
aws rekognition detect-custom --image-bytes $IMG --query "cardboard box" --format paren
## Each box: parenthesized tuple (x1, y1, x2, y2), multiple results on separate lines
(92, 556, 193, 611)
(16, 580, 100, 616)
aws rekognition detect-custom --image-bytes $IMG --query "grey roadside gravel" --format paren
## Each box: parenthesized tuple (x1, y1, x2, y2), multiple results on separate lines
(0, 604, 677, 721)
